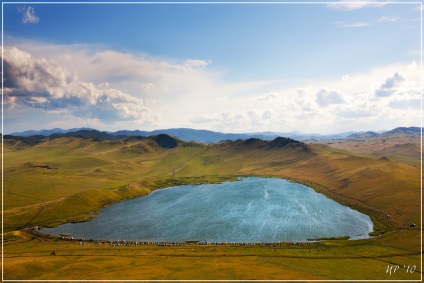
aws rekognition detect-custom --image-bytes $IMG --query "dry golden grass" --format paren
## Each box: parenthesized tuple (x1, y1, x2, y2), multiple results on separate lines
(309, 134, 421, 167)
(2, 136, 422, 280)
(4, 230, 421, 281)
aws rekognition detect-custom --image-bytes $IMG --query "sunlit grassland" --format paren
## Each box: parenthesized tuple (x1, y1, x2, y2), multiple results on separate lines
(3, 136, 422, 280)
(4, 230, 421, 281)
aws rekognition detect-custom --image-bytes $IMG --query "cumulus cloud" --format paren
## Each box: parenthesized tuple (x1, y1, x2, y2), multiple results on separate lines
(18, 6, 40, 24)
(2, 47, 149, 122)
(374, 72, 406, 97)
(294, 88, 316, 112)
(3, 39, 421, 134)
(327, 1, 388, 11)
(315, 88, 346, 107)
(4, 41, 284, 132)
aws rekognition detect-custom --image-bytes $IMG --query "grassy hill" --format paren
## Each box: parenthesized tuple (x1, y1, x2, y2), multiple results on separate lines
(309, 128, 421, 167)
(3, 134, 421, 280)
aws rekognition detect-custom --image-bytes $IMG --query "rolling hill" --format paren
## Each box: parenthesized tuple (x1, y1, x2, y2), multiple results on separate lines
(3, 131, 421, 280)
(310, 126, 421, 166)
(3, 133, 419, 231)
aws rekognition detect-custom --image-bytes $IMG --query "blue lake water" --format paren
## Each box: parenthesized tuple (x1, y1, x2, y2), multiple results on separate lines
(41, 177, 373, 242)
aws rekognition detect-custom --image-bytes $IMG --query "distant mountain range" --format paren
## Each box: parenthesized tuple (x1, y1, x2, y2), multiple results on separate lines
(7, 126, 421, 144)
(344, 127, 421, 141)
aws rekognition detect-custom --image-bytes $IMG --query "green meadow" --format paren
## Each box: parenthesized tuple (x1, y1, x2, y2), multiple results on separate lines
(3, 135, 422, 280)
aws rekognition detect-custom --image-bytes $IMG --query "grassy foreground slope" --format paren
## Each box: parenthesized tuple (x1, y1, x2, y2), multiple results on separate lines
(3, 134, 422, 280)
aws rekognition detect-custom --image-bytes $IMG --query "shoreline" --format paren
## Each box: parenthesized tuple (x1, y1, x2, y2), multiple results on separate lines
(33, 175, 238, 230)
(34, 230, 326, 246)
(37, 175, 379, 243)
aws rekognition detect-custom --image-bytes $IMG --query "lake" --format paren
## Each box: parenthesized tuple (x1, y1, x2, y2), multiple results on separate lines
(41, 177, 373, 242)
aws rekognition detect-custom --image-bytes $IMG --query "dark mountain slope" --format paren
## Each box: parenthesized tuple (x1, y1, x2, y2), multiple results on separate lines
(153, 134, 178, 149)
(49, 130, 125, 141)
(381, 127, 421, 136)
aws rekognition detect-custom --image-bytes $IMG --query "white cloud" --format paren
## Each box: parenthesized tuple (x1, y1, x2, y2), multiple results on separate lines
(316, 88, 346, 107)
(334, 16, 398, 28)
(262, 110, 274, 120)
(189, 109, 276, 132)
(327, 1, 389, 11)
(334, 21, 370, 28)
(374, 72, 406, 97)
(295, 88, 316, 112)
(3, 39, 421, 134)
(257, 93, 277, 101)
(18, 6, 40, 24)
(3, 41, 282, 132)
(183, 59, 211, 70)
(407, 61, 417, 70)
(389, 98, 421, 109)
(2, 47, 152, 122)
(337, 108, 374, 119)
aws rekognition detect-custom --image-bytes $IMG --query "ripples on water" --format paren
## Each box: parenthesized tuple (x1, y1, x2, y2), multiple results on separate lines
(42, 177, 374, 242)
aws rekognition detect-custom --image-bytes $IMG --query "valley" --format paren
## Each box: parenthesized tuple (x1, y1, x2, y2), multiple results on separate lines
(2, 129, 422, 280)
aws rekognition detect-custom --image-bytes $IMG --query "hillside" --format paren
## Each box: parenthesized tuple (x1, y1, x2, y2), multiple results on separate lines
(4, 133, 419, 230)
(309, 126, 421, 166)
(3, 133, 421, 280)
(345, 131, 379, 140)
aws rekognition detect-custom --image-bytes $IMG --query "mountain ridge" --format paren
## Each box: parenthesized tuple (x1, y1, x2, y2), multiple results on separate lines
(4, 131, 303, 151)
(8, 126, 421, 144)
(10, 127, 421, 144)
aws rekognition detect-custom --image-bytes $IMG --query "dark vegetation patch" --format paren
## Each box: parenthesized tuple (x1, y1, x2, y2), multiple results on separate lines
(49, 130, 124, 141)
(240, 138, 267, 147)
(23, 162, 59, 170)
(142, 176, 237, 190)
(4, 130, 123, 145)
(230, 137, 304, 150)
(154, 134, 178, 148)
(307, 236, 350, 241)
(267, 137, 300, 149)
(4, 135, 46, 146)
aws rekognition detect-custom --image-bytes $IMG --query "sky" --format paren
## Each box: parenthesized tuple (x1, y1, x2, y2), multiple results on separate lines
(2, 1, 422, 134)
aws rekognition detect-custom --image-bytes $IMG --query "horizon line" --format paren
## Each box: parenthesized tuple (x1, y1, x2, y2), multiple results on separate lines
(3, 125, 422, 136)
